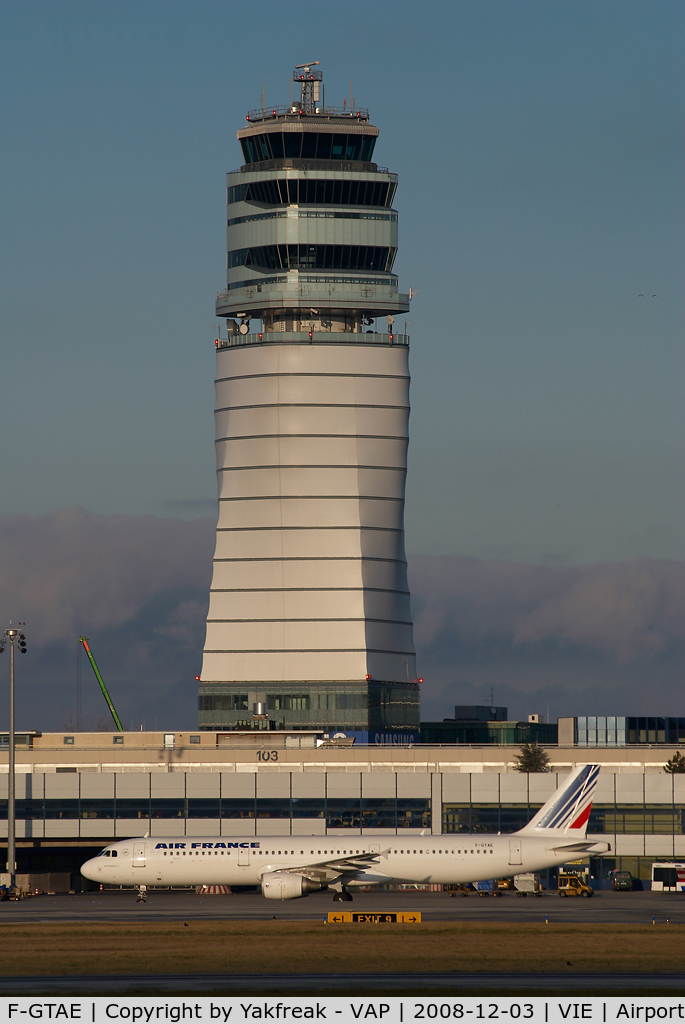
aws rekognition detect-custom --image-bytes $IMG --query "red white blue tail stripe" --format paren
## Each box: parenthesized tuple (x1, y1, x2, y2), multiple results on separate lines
(520, 764, 600, 835)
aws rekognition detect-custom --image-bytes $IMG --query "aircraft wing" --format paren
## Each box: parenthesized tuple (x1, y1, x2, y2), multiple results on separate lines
(268, 850, 386, 883)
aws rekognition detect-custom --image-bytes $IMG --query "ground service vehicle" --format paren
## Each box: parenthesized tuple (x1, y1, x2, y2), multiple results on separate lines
(558, 872, 594, 897)
(445, 881, 501, 897)
(82, 763, 609, 902)
(651, 862, 685, 892)
(611, 870, 634, 891)
(514, 872, 542, 896)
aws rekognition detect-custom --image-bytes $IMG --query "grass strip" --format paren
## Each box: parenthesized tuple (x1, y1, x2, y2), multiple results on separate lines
(0, 922, 683, 977)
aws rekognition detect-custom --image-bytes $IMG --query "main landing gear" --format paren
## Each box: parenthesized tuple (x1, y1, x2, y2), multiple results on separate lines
(135, 885, 147, 903)
(333, 889, 353, 902)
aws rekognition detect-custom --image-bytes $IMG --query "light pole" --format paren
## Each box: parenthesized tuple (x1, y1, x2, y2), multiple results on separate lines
(1, 624, 27, 889)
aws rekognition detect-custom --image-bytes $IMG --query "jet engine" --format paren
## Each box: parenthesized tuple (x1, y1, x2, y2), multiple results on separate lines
(261, 871, 325, 900)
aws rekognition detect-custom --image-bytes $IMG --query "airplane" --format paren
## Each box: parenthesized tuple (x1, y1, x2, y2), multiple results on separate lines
(81, 763, 609, 901)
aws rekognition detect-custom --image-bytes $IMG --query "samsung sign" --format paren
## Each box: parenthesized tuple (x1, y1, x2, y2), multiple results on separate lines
(373, 732, 417, 746)
(340, 731, 418, 746)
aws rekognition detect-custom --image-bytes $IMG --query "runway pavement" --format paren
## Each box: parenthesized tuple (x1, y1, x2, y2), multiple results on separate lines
(1, 971, 684, 995)
(1, 889, 684, 924)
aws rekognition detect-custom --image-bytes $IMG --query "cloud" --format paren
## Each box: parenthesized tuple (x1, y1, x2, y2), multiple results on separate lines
(1, 510, 683, 729)
(0, 507, 214, 644)
(409, 556, 685, 719)
(410, 556, 685, 660)
(0, 508, 214, 731)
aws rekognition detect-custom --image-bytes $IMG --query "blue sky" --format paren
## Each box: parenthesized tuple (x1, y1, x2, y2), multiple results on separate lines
(0, 0, 683, 727)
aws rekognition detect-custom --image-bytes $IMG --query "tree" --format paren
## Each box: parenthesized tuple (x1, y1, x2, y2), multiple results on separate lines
(514, 742, 550, 773)
(664, 751, 685, 774)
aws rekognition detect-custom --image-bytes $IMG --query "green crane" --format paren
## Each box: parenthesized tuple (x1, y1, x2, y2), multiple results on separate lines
(78, 637, 124, 732)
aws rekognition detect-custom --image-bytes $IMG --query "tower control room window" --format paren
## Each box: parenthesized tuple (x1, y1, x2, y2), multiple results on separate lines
(240, 132, 376, 165)
(228, 244, 396, 273)
(227, 178, 396, 208)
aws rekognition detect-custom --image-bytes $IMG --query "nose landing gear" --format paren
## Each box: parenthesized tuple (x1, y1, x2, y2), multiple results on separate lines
(135, 885, 147, 903)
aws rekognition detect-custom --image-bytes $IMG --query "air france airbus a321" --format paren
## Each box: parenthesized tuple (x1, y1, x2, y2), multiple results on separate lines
(81, 764, 609, 901)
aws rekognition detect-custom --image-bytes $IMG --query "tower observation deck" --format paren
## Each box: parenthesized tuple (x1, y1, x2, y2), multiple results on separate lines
(199, 65, 420, 741)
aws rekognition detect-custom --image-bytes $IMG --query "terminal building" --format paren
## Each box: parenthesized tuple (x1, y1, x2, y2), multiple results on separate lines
(198, 64, 419, 742)
(2, 730, 684, 890)
(421, 706, 558, 746)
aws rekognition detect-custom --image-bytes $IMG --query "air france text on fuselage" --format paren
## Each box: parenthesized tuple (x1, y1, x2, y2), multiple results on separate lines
(155, 843, 261, 849)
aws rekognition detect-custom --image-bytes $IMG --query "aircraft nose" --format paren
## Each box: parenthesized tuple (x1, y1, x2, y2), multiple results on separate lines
(80, 858, 100, 881)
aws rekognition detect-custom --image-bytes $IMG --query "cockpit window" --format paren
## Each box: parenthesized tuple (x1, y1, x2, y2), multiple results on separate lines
(111, 850, 117, 857)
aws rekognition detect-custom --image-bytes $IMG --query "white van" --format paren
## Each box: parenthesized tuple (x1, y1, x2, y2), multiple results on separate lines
(651, 862, 685, 892)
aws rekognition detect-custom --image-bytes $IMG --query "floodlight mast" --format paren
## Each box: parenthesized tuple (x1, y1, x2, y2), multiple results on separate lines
(292, 61, 323, 113)
(1, 624, 27, 890)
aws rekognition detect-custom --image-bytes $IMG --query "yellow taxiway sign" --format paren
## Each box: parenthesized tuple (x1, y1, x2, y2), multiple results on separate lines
(327, 911, 422, 924)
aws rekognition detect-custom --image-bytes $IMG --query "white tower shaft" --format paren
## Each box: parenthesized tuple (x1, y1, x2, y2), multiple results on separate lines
(203, 339, 415, 685)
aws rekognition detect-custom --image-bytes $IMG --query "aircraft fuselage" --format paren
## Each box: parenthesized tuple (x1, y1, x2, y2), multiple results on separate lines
(82, 833, 606, 891)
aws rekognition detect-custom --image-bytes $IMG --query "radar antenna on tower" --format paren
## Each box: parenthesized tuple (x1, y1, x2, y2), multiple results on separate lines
(293, 61, 323, 113)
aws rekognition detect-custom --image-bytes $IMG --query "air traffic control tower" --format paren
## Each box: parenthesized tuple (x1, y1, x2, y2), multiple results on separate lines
(199, 65, 420, 742)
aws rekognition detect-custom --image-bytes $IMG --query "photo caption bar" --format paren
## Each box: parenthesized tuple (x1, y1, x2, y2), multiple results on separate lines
(2, 999, 685, 1024)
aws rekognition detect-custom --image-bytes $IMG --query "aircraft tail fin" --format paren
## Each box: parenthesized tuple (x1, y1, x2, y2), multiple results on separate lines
(516, 764, 600, 837)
